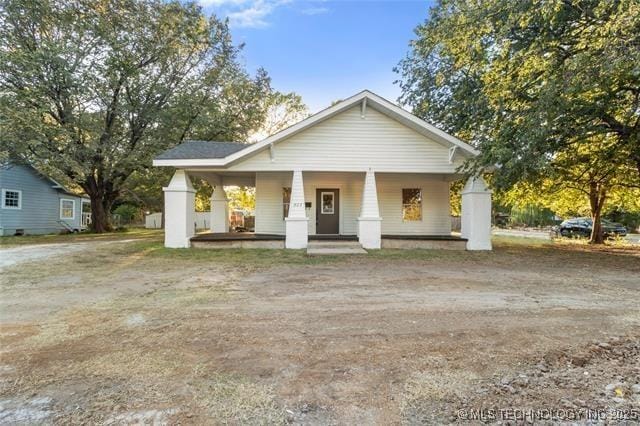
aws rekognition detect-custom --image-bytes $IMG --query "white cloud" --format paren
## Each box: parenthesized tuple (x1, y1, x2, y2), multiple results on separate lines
(227, 0, 280, 28)
(198, 0, 292, 28)
(300, 6, 329, 15)
(200, 0, 325, 29)
(198, 0, 247, 7)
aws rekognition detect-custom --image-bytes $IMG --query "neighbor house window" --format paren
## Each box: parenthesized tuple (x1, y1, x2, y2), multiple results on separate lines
(60, 199, 75, 220)
(2, 189, 21, 209)
(402, 188, 422, 221)
(283, 187, 291, 219)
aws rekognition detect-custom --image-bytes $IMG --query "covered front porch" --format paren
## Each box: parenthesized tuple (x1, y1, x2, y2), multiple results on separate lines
(162, 168, 491, 251)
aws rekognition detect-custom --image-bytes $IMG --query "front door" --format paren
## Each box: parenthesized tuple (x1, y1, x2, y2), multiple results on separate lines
(316, 189, 339, 234)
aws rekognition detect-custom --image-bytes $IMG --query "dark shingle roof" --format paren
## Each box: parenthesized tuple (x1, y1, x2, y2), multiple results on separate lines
(155, 140, 251, 160)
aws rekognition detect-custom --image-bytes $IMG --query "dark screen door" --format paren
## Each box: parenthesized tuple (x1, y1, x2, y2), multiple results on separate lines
(316, 189, 339, 234)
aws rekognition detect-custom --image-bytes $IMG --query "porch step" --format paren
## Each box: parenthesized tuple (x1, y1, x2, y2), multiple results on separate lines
(307, 240, 367, 255)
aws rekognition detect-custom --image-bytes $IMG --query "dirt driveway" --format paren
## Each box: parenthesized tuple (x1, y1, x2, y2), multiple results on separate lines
(0, 239, 147, 269)
(1, 237, 639, 424)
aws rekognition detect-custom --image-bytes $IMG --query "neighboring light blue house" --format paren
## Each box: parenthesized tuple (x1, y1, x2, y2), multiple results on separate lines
(0, 162, 90, 236)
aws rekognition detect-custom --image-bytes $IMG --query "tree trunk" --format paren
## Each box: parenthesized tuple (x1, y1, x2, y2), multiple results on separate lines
(82, 172, 121, 233)
(88, 193, 113, 233)
(588, 182, 607, 244)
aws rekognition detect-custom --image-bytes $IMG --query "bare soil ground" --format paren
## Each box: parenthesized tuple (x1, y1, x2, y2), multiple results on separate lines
(0, 236, 639, 424)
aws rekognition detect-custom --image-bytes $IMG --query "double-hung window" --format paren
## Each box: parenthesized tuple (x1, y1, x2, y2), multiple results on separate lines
(2, 189, 21, 209)
(60, 199, 75, 220)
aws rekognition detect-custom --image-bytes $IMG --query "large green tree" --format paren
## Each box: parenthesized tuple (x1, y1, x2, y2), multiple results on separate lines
(0, 0, 266, 232)
(119, 88, 308, 216)
(397, 0, 640, 243)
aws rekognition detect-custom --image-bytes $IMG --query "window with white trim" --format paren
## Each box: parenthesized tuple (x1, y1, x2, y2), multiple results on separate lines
(60, 199, 75, 219)
(2, 189, 21, 209)
(402, 188, 422, 221)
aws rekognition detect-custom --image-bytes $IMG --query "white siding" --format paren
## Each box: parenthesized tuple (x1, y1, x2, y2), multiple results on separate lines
(254, 172, 450, 236)
(378, 173, 451, 235)
(0, 164, 85, 235)
(255, 172, 289, 235)
(229, 105, 464, 173)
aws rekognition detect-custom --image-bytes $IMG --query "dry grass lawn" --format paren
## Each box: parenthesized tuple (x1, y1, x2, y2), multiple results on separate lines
(1, 235, 639, 424)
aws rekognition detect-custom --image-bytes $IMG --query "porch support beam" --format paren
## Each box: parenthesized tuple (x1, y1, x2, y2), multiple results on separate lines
(357, 168, 382, 249)
(163, 169, 196, 248)
(210, 185, 229, 233)
(461, 176, 492, 250)
(285, 169, 308, 249)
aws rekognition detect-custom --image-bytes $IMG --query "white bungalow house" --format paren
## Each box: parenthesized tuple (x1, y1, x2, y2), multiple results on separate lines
(153, 90, 492, 251)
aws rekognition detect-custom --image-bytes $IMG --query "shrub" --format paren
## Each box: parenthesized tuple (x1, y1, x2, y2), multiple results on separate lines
(112, 204, 141, 225)
(509, 205, 557, 227)
(605, 209, 640, 233)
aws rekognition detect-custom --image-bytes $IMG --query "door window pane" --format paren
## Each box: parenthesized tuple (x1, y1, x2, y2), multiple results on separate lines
(321, 192, 334, 214)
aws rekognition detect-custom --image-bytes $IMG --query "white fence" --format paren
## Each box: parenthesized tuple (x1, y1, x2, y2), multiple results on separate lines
(145, 212, 210, 230)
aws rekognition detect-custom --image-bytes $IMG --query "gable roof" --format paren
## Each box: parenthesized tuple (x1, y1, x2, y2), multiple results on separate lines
(2, 161, 88, 198)
(155, 140, 251, 160)
(153, 90, 479, 167)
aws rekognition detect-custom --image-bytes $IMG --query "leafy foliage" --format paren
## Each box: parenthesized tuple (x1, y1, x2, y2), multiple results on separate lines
(112, 203, 141, 224)
(0, 0, 272, 231)
(398, 0, 640, 242)
(225, 186, 255, 213)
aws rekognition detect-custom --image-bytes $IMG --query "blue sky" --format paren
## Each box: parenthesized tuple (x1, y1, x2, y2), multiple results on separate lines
(199, 0, 434, 112)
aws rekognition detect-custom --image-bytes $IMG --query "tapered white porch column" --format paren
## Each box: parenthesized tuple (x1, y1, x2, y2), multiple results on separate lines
(357, 169, 382, 249)
(163, 170, 196, 248)
(210, 185, 229, 233)
(285, 170, 308, 249)
(461, 176, 492, 250)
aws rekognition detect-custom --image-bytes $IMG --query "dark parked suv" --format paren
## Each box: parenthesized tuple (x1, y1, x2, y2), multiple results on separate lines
(555, 217, 627, 238)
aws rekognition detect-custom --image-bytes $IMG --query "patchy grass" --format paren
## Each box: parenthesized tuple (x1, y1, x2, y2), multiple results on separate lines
(0, 227, 163, 246)
(135, 241, 351, 267)
(2, 233, 640, 424)
(400, 370, 478, 422)
(492, 235, 553, 247)
(367, 248, 459, 261)
(192, 373, 288, 425)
